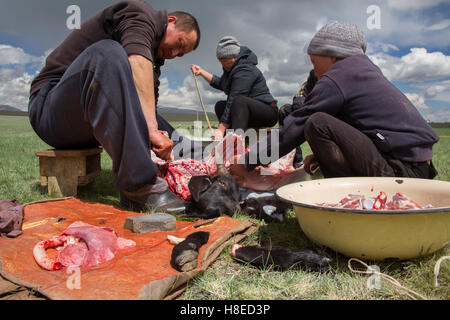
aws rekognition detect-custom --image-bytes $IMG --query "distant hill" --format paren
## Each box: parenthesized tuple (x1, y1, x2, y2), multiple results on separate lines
(0, 105, 28, 116)
(158, 106, 218, 123)
(158, 106, 215, 117)
(0, 105, 23, 112)
(430, 122, 450, 128)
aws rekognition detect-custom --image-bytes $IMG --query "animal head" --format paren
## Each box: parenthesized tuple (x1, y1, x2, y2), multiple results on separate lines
(188, 169, 241, 218)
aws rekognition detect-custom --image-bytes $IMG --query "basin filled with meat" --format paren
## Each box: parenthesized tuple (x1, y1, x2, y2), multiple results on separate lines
(276, 177, 450, 260)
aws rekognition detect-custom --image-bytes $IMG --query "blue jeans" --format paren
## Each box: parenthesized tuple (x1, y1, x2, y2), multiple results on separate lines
(29, 40, 197, 193)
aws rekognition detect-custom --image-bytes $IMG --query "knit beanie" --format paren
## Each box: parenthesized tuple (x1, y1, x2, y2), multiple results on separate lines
(307, 21, 367, 58)
(216, 36, 241, 59)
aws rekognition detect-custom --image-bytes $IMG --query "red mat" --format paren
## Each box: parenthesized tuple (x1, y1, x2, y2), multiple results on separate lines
(0, 198, 257, 300)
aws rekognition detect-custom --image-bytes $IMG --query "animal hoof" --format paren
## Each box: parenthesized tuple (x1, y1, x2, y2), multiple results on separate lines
(175, 247, 199, 266)
(177, 252, 200, 272)
(170, 231, 209, 272)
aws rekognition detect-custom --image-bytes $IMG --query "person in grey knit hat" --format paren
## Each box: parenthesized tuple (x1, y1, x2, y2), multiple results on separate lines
(275, 21, 367, 168)
(307, 21, 367, 58)
(231, 21, 438, 181)
(216, 36, 241, 59)
(191, 36, 278, 140)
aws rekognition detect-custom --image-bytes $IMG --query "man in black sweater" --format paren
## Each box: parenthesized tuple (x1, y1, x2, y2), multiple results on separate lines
(231, 21, 439, 180)
(28, 1, 201, 211)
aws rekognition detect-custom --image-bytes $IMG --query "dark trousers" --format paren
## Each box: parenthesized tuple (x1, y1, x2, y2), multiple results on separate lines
(28, 40, 195, 193)
(304, 112, 437, 179)
(215, 96, 278, 131)
(279, 103, 303, 164)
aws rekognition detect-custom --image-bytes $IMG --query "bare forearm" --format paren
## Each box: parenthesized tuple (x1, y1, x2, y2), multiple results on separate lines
(128, 54, 158, 132)
(218, 122, 230, 133)
(200, 70, 213, 84)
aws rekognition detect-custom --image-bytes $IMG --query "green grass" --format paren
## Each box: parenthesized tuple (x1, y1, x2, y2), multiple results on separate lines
(0, 114, 449, 300)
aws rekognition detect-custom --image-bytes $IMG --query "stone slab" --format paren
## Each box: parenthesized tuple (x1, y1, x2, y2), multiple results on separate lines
(123, 213, 177, 233)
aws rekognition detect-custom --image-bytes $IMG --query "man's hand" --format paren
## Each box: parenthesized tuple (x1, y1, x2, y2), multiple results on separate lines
(128, 55, 175, 160)
(212, 129, 224, 140)
(191, 64, 213, 84)
(212, 122, 230, 140)
(150, 129, 174, 161)
(191, 64, 203, 76)
(303, 154, 319, 175)
(229, 164, 249, 180)
(229, 155, 249, 180)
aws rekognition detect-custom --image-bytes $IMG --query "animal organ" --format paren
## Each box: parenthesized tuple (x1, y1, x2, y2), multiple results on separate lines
(33, 221, 135, 271)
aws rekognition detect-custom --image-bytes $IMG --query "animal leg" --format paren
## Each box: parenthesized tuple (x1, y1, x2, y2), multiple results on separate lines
(170, 231, 210, 272)
(231, 245, 331, 271)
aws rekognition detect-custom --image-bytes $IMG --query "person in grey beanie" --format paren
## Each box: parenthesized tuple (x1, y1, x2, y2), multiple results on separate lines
(231, 21, 439, 180)
(191, 36, 278, 140)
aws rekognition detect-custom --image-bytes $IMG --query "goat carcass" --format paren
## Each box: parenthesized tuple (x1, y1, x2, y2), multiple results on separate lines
(153, 132, 305, 200)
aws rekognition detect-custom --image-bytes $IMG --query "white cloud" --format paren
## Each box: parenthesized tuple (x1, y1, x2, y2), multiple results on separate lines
(0, 67, 34, 110)
(0, 44, 43, 66)
(417, 79, 450, 103)
(0, 44, 47, 110)
(367, 42, 400, 54)
(158, 76, 225, 112)
(370, 48, 450, 82)
(422, 108, 450, 122)
(425, 84, 448, 99)
(426, 19, 450, 31)
(404, 93, 429, 110)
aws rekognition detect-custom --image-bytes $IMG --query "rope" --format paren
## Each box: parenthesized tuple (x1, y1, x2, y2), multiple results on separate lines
(434, 256, 450, 288)
(348, 258, 427, 300)
(192, 71, 212, 131)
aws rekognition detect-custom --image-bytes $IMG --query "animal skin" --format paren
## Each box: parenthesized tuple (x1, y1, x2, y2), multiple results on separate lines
(231, 244, 331, 272)
(185, 171, 291, 222)
(240, 196, 291, 223)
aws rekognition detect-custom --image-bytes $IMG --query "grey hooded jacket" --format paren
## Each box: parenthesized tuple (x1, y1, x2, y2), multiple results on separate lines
(210, 46, 276, 124)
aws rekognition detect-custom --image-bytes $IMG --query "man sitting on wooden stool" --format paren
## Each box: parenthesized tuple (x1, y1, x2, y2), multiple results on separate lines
(28, 1, 201, 211)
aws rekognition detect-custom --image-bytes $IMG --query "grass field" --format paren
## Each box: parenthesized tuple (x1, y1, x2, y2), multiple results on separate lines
(0, 114, 448, 300)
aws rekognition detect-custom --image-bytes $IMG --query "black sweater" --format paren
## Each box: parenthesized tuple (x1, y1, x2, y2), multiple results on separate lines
(245, 54, 439, 170)
(30, 0, 167, 102)
(210, 46, 276, 124)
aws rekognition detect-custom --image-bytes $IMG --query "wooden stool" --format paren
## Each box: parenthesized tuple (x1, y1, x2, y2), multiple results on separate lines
(35, 148, 102, 197)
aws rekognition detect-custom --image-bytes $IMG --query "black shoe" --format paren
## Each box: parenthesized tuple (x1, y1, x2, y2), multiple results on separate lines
(120, 189, 186, 213)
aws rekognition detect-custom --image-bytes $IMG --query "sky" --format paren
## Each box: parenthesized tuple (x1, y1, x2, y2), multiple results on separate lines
(0, 0, 450, 122)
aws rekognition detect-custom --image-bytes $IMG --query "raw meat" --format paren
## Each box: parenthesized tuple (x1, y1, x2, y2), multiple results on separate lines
(317, 192, 433, 210)
(152, 132, 304, 200)
(33, 221, 136, 271)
